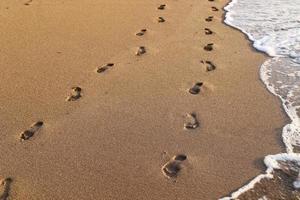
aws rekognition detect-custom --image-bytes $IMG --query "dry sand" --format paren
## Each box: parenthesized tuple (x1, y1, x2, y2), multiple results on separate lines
(0, 0, 287, 199)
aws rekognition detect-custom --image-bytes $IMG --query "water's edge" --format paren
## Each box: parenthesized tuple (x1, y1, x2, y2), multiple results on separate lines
(220, 0, 300, 199)
(221, 0, 271, 57)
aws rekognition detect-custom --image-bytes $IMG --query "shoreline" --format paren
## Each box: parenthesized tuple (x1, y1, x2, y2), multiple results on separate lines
(222, 0, 300, 199)
(221, 4, 270, 58)
(0, 0, 288, 199)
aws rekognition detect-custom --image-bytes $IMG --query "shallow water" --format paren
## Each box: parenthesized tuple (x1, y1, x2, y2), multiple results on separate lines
(222, 0, 300, 198)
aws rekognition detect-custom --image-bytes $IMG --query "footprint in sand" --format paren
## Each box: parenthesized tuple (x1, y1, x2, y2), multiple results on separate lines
(205, 16, 214, 22)
(96, 63, 114, 73)
(204, 43, 214, 51)
(20, 121, 43, 141)
(205, 28, 213, 35)
(189, 82, 203, 95)
(201, 60, 216, 71)
(136, 46, 146, 56)
(184, 113, 199, 130)
(158, 17, 166, 23)
(24, 0, 32, 6)
(157, 4, 166, 10)
(212, 6, 219, 11)
(136, 29, 147, 36)
(0, 178, 12, 200)
(162, 154, 187, 178)
(208, 0, 215, 1)
(66, 87, 82, 101)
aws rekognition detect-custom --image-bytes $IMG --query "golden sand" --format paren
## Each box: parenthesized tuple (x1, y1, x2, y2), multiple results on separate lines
(0, 0, 287, 199)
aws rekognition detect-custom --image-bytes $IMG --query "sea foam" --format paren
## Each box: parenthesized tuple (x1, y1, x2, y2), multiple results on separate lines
(221, 0, 300, 198)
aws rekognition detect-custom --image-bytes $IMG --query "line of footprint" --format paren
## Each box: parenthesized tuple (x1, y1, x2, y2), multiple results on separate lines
(0, 1, 220, 197)
(161, 0, 219, 179)
(0, 3, 169, 197)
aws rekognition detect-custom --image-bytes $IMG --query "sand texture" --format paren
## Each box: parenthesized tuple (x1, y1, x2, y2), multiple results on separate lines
(0, 0, 287, 199)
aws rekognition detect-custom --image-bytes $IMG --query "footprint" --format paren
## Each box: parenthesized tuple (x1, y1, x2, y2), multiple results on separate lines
(158, 17, 166, 23)
(136, 29, 147, 36)
(136, 46, 146, 56)
(204, 43, 214, 51)
(208, 0, 215, 1)
(162, 154, 187, 178)
(0, 178, 12, 200)
(157, 4, 166, 10)
(184, 113, 199, 130)
(96, 63, 114, 73)
(66, 87, 82, 101)
(201, 60, 216, 71)
(212, 6, 219, 11)
(24, 0, 32, 6)
(205, 16, 213, 22)
(205, 28, 213, 35)
(189, 82, 203, 95)
(20, 121, 43, 141)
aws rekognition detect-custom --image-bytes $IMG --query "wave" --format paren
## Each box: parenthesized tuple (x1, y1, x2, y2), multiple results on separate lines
(221, 0, 300, 198)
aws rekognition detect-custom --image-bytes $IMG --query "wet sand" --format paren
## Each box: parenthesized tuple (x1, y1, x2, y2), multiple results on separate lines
(0, 0, 287, 199)
(235, 170, 300, 199)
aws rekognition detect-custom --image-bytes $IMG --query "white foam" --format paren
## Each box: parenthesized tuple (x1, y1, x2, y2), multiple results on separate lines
(222, 153, 300, 199)
(264, 153, 300, 169)
(260, 58, 300, 153)
(221, 0, 300, 198)
(224, 0, 300, 59)
(220, 172, 273, 200)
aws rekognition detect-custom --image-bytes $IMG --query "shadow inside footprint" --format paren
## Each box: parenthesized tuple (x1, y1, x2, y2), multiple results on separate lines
(184, 113, 199, 130)
(0, 178, 12, 200)
(24, 0, 32, 6)
(212, 6, 219, 11)
(158, 17, 165, 23)
(162, 155, 187, 178)
(204, 43, 214, 51)
(136, 29, 147, 36)
(136, 46, 146, 56)
(157, 4, 166, 10)
(205, 28, 213, 35)
(205, 16, 213, 22)
(97, 63, 114, 73)
(189, 82, 203, 95)
(20, 121, 43, 141)
(201, 60, 216, 71)
(66, 87, 82, 101)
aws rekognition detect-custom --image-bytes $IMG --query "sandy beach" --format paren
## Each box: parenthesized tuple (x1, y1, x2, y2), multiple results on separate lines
(0, 0, 288, 199)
